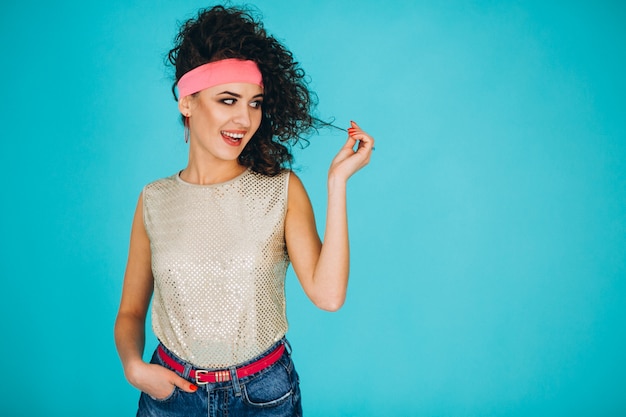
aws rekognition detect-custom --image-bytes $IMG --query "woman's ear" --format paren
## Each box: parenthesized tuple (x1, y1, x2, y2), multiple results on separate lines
(178, 95, 191, 116)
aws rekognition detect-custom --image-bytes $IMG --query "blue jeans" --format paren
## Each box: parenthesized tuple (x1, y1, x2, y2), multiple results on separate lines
(137, 339, 302, 417)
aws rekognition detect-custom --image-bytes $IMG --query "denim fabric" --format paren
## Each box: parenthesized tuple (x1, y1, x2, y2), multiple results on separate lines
(137, 339, 302, 417)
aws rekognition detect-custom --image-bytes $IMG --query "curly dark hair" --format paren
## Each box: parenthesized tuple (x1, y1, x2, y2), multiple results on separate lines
(167, 5, 318, 176)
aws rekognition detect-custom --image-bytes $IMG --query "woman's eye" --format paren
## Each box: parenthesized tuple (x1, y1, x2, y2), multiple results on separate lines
(222, 98, 236, 105)
(250, 101, 263, 109)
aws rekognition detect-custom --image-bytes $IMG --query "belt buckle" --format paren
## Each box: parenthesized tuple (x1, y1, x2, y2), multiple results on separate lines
(195, 370, 209, 385)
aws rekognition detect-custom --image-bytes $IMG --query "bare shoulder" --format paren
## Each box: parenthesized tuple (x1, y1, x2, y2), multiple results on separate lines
(287, 170, 304, 188)
(287, 171, 312, 209)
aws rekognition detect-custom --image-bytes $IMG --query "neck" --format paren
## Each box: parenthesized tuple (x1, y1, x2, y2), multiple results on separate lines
(180, 158, 247, 185)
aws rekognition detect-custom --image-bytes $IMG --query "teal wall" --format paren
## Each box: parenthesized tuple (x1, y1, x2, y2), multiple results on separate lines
(1, 1, 625, 415)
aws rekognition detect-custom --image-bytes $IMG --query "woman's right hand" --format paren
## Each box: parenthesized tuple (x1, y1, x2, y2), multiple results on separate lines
(126, 360, 198, 399)
(115, 195, 198, 400)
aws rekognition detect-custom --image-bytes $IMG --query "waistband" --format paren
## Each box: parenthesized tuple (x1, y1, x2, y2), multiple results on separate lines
(158, 341, 286, 385)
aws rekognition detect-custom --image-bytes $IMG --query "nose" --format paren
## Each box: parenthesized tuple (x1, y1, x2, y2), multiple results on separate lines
(232, 103, 251, 128)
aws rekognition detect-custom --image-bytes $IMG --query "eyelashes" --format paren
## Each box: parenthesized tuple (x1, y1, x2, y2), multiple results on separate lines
(220, 98, 263, 108)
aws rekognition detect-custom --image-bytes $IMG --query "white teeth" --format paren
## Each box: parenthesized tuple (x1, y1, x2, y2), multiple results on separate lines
(221, 131, 244, 139)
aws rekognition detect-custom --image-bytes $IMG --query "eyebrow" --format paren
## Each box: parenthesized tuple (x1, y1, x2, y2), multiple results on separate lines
(217, 91, 264, 99)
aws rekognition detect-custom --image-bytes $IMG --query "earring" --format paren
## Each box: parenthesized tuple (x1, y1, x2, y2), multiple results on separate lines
(184, 115, 190, 143)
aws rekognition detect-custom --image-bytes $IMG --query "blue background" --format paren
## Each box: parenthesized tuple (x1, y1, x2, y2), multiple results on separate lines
(1, 0, 625, 415)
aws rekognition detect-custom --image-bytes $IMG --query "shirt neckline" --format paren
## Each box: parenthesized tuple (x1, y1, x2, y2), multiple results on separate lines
(175, 167, 250, 188)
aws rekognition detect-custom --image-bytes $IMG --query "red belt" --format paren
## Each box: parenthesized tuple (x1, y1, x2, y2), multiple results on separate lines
(157, 343, 285, 385)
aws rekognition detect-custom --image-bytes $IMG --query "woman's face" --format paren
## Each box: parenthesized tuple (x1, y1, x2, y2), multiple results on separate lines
(183, 82, 263, 163)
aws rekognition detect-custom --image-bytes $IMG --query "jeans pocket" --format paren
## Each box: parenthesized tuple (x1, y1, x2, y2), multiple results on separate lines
(148, 386, 179, 403)
(241, 360, 296, 408)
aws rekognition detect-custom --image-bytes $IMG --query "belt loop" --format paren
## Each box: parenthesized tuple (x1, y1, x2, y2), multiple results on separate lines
(283, 338, 292, 355)
(182, 363, 192, 379)
(229, 367, 242, 397)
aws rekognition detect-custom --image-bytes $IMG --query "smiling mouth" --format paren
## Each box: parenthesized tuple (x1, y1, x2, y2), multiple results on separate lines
(221, 130, 245, 145)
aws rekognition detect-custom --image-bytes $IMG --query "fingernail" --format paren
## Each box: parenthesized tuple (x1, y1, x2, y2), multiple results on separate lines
(190, 384, 197, 391)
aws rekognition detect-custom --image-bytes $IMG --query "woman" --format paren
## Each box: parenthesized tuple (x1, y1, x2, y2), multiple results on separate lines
(114, 5, 374, 416)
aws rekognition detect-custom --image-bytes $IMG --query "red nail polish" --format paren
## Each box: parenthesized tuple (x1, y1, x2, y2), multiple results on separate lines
(190, 384, 197, 391)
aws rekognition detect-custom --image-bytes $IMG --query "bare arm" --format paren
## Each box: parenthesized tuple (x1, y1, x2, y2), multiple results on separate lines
(114, 194, 196, 397)
(286, 121, 374, 311)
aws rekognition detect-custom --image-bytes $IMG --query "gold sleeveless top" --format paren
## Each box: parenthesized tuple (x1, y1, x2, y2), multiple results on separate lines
(143, 169, 290, 368)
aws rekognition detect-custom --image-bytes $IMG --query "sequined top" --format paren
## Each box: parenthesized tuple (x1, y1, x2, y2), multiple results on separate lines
(143, 169, 290, 368)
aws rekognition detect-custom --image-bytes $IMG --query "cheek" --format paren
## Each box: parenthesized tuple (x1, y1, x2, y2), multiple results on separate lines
(251, 111, 263, 130)
(196, 101, 226, 125)
(254, 108, 263, 121)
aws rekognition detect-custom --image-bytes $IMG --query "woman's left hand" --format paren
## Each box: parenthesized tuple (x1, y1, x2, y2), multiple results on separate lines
(329, 121, 375, 181)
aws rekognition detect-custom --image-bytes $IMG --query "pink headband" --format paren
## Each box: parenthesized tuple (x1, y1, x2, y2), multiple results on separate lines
(177, 59, 263, 98)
